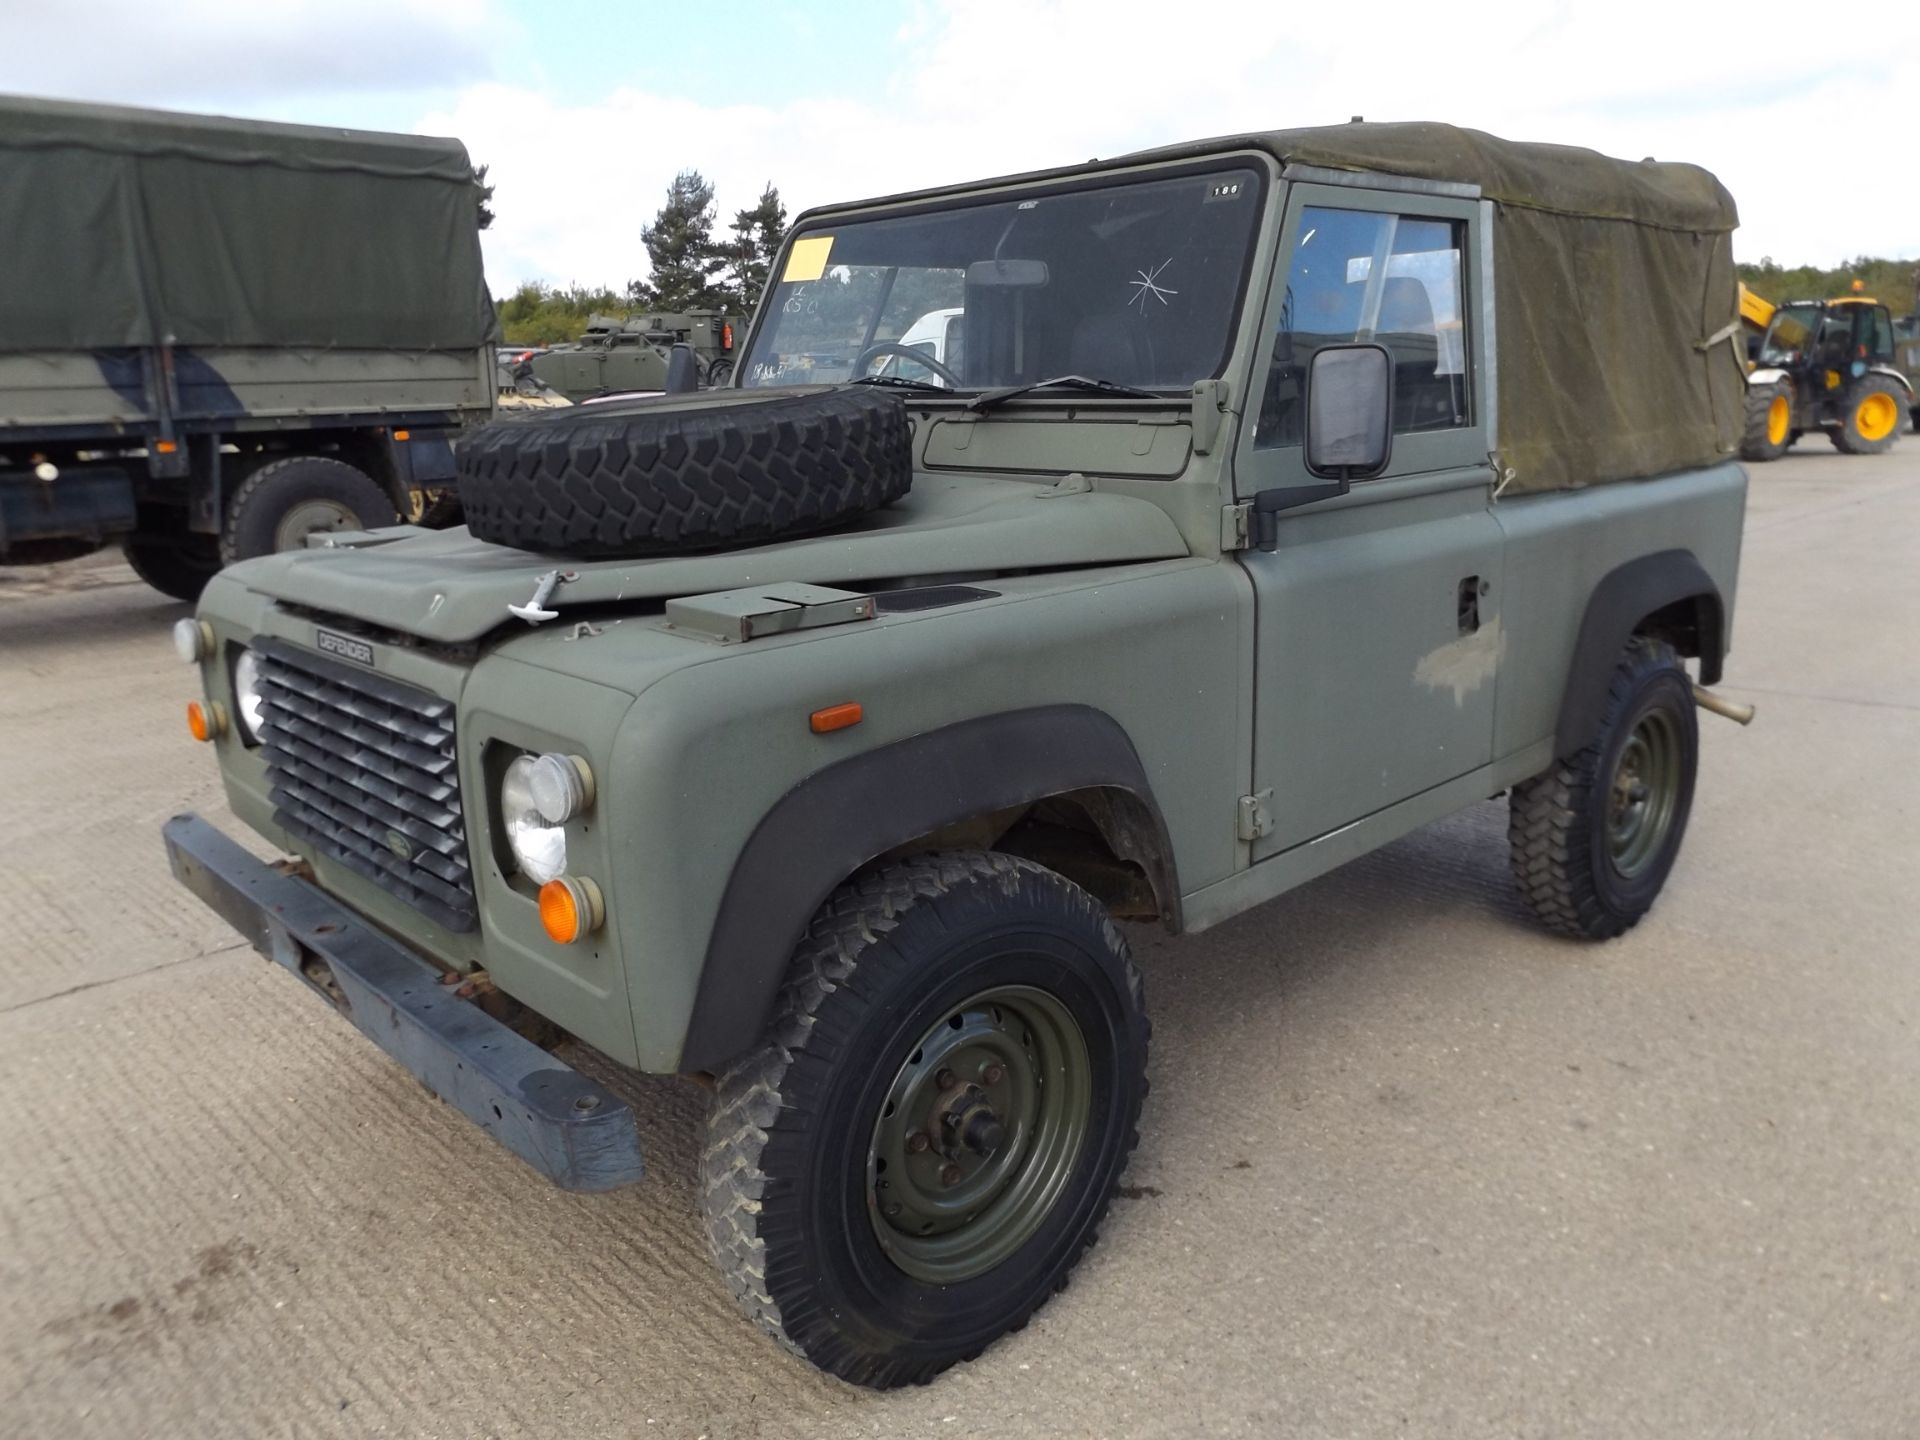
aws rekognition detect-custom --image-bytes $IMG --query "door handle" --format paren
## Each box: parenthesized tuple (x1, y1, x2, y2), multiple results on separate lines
(1457, 576, 1488, 634)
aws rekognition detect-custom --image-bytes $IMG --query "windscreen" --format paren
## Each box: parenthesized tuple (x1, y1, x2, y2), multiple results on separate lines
(1757, 303, 1822, 366)
(741, 167, 1262, 392)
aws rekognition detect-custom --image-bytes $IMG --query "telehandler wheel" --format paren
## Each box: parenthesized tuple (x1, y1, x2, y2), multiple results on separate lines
(1738, 378, 1794, 461)
(1831, 376, 1905, 455)
(1508, 637, 1698, 940)
(122, 528, 222, 602)
(221, 456, 399, 563)
(701, 850, 1150, 1389)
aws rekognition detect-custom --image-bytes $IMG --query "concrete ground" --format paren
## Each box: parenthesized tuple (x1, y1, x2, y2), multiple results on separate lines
(2, 445, 1916, 1439)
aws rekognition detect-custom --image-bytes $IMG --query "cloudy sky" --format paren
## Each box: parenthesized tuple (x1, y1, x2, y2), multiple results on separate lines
(5, 0, 1916, 296)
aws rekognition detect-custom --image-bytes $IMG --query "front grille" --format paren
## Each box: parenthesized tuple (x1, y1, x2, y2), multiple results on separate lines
(255, 638, 476, 931)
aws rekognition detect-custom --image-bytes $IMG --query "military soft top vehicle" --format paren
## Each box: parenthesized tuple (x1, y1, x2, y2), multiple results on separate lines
(0, 95, 495, 600)
(167, 121, 1752, 1388)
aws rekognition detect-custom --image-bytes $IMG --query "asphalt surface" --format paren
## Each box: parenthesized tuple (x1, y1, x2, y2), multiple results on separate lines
(2, 445, 1916, 1439)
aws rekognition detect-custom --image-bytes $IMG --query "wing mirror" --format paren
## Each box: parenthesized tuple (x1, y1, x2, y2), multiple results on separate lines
(1304, 343, 1394, 481)
(664, 342, 699, 394)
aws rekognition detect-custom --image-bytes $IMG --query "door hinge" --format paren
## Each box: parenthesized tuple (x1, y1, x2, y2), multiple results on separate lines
(1220, 501, 1252, 551)
(1236, 789, 1274, 843)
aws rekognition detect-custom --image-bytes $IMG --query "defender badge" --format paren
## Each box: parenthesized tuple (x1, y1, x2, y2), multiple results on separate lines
(315, 629, 374, 666)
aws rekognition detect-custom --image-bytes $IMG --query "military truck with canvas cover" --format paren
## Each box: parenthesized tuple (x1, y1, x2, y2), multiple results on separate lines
(165, 122, 1750, 1388)
(0, 96, 495, 600)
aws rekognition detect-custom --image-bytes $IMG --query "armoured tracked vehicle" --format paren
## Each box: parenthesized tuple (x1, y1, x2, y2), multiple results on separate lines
(527, 311, 741, 400)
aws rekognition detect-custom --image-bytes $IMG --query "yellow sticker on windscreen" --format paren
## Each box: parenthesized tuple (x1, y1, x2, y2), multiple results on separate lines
(782, 235, 834, 283)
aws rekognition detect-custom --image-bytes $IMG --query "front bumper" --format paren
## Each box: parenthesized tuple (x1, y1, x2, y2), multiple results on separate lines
(162, 813, 645, 1193)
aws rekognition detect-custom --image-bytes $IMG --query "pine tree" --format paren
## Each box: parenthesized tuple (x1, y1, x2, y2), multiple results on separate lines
(628, 170, 729, 311)
(720, 182, 787, 314)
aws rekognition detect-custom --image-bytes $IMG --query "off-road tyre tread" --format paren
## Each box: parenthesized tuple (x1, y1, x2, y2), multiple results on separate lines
(454, 387, 911, 558)
(1508, 636, 1693, 940)
(701, 850, 1147, 1388)
(1739, 378, 1792, 462)
(220, 455, 396, 563)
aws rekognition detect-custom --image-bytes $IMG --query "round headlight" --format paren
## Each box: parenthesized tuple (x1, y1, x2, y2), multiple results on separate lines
(526, 753, 592, 824)
(232, 648, 266, 741)
(502, 754, 568, 884)
(173, 618, 213, 663)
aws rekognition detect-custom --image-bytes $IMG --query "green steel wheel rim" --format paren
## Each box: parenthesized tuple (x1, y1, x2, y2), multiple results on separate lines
(866, 984, 1092, 1285)
(1608, 707, 1683, 879)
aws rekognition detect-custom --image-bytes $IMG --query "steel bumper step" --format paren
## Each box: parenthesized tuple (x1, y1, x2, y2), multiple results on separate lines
(162, 813, 644, 1192)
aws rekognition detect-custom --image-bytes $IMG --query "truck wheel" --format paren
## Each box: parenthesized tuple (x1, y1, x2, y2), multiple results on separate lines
(122, 530, 222, 602)
(1738, 378, 1793, 461)
(221, 456, 398, 563)
(1508, 636, 1698, 940)
(705, 357, 735, 388)
(1831, 376, 1905, 455)
(701, 851, 1149, 1388)
(454, 386, 911, 558)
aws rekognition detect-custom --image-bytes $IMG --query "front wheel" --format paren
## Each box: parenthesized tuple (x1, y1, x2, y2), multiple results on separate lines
(701, 851, 1149, 1388)
(1509, 637, 1699, 939)
(1739, 377, 1794, 461)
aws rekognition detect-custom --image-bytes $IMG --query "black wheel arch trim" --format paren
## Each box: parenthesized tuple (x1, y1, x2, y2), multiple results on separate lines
(678, 704, 1178, 1074)
(1555, 549, 1724, 759)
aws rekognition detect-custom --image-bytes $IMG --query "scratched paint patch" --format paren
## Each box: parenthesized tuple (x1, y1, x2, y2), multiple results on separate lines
(1414, 617, 1505, 707)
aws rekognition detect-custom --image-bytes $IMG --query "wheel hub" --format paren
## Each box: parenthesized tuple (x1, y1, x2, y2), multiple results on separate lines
(274, 498, 363, 552)
(1766, 393, 1790, 446)
(1607, 709, 1682, 878)
(867, 985, 1090, 1284)
(1856, 391, 1898, 442)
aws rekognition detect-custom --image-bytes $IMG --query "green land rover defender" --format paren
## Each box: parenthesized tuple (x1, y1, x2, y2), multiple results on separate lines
(166, 122, 1751, 1387)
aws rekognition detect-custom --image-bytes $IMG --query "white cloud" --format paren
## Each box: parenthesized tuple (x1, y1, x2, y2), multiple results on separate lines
(0, 0, 500, 110)
(6, 0, 1913, 295)
(446, 0, 1919, 295)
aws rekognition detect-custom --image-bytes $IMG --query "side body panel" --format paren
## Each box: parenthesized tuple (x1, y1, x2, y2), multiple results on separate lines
(0, 345, 493, 434)
(1490, 464, 1746, 766)
(589, 559, 1250, 1072)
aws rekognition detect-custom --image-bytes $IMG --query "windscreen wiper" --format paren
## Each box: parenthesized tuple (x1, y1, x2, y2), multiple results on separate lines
(966, 374, 1160, 412)
(847, 374, 954, 395)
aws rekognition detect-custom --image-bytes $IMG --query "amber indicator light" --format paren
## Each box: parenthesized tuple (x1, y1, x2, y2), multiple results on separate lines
(185, 700, 218, 741)
(539, 880, 582, 943)
(809, 702, 863, 734)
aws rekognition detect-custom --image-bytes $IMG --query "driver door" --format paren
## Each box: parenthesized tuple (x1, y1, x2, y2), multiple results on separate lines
(1234, 184, 1504, 860)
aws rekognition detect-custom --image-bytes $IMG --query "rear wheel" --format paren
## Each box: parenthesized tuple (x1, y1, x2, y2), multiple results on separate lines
(1831, 375, 1905, 455)
(1509, 637, 1699, 939)
(122, 528, 222, 602)
(1739, 378, 1794, 461)
(701, 851, 1149, 1388)
(221, 456, 398, 563)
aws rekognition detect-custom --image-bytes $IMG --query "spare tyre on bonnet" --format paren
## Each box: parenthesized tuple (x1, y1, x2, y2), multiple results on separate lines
(453, 384, 913, 557)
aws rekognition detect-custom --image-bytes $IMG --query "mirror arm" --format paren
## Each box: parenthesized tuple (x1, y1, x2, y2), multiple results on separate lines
(1250, 480, 1349, 545)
